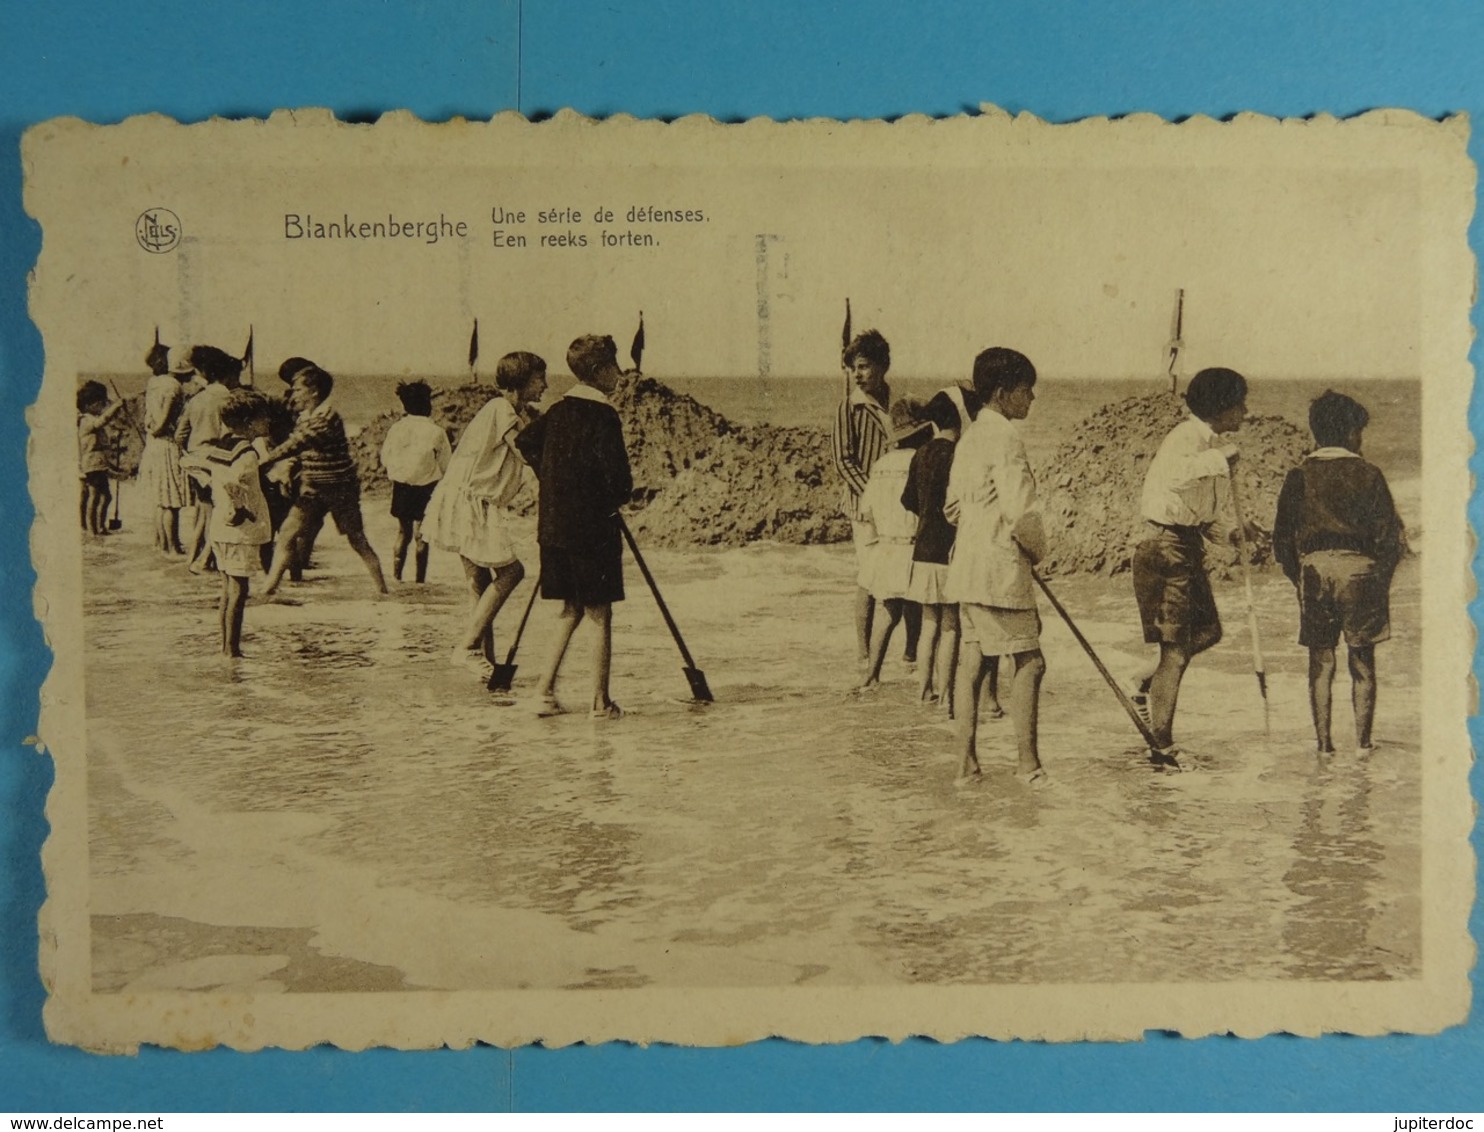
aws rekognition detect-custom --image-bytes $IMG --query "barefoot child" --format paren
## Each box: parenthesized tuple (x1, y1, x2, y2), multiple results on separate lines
(944, 348, 1048, 784)
(515, 335, 632, 717)
(857, 397, 929, 687)
(173, 345, 244, 571)
(902, 390, 964, 710)
(260, 364, 389, 597)
(379, 379, 452, 583)
(832, 330, 924, 669)
(1131, 367, 1253, 770)
(138, 341, 191, 554)
(181, 390, 273, 657)
(1272, 390, 1404, 756)
(423, 352, 548, 680)
(77, 381, 124, 535)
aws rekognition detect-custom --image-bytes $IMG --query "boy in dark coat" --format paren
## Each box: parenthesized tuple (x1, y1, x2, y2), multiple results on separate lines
(516, 334, 633, 717)
(1272, 390, 1404, 756)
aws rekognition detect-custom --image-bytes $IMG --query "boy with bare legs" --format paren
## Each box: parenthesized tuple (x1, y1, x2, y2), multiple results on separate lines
(516, 335, 633, 717)
(1131, 367, 1253, 769)
(944, 348, 1048, 784)
(1272, 390, 1404, 756)
(261, 365, 388, 597)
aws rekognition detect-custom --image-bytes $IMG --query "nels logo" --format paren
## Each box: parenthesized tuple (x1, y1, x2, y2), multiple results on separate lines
(135, 208, 181, 253)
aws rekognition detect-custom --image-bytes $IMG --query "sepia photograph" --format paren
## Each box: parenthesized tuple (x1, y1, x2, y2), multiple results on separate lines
(24, 108, 1474, 1051)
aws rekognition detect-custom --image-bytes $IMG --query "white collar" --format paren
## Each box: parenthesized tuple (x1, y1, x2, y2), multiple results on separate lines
(308, 396, 336, 419)
(1186, 412, 1217, 442)
(564, 383, 611, 405)
(1309, 446, 1361, 460)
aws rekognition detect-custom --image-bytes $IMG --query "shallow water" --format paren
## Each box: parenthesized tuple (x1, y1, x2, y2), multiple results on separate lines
(84, 500, 1421, 992)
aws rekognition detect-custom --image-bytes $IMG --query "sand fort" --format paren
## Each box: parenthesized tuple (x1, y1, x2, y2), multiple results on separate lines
(338, 374, 1311, 575)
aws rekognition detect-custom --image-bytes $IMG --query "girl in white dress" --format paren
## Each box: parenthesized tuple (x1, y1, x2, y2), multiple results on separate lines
(422, 351, 548, 680)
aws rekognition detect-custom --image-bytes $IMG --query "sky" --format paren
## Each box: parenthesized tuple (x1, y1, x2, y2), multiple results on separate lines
(27, 114, 1448, 382)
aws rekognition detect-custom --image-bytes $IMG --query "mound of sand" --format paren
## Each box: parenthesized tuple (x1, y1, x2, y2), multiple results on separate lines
(348, 375, 851, 547)
(346, 378, 1311, 572)
(1033, 392, 1311, 577)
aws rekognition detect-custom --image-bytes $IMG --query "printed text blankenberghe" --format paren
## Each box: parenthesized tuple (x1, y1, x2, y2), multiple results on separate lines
(284, 213, 469, 245)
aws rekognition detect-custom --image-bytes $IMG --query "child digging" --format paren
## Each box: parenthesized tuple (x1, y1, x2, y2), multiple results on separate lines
(379, 379, 452, 583)
(944, 348, 1048, 785)
(423, 351, 548, 680)
(1131, 366, 1256, 770)
(516, 334, 632, 718)
(857, 397, 930, 688)
(1272, 390, 1405, 756)
(77, 380, 124, 535)
(260, 364, 388, 597)
(181, 390, 273, 657)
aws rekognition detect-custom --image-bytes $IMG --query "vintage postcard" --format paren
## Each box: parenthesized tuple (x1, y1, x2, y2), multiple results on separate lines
(23, 108, 1475, 1051)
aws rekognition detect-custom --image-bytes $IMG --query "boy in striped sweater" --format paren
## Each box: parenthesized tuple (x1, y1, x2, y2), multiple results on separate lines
(260, 364, 388, 597)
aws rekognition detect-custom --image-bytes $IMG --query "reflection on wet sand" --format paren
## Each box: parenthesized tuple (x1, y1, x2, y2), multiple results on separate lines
(85, 500, 1421, 992)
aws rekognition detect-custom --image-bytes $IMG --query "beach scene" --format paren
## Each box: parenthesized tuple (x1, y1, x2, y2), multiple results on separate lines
(81, 367, 1423, 994)
(25, 110, 1472, 1046)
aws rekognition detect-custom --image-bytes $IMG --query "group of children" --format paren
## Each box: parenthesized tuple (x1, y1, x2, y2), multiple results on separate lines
(832, 330, 1405, 781)
(83, 324, 1406, 757)
(80, 333, 634, 717)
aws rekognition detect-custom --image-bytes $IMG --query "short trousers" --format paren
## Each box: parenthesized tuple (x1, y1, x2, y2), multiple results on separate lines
(1132, 526, 1222, 655)
(1297, 549, 1390, 649)
(81, 470, 111, 493)
(540, 540, 624, 606)
(390, 480, 438, 522)
(959, 602, 1041, 654)
(294, 479, 366, 538)
(212, 541, 264, 578)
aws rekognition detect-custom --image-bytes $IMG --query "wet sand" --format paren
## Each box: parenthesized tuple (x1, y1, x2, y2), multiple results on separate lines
(83, 490, 1422, 992)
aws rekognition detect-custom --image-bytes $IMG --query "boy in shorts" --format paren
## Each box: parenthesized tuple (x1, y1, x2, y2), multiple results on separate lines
(515, 334, 633, 718)
(1272, 390, 1404, 756)
(944, 347, 1048, 785)
(379, 379, 452, 583)
(260, 364, 389, 597)
(1131, 367, 1254, 769)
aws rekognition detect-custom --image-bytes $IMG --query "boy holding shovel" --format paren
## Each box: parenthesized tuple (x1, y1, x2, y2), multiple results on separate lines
(516, 334, 633, 718)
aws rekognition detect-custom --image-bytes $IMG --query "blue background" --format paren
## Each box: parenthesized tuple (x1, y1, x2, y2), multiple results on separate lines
(1, 0, 1479, 1112)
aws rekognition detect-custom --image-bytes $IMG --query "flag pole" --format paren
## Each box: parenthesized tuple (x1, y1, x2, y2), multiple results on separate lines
(841, 297, 854, 452)
(468, 318, 480, 382)
(630, 311, 645, 372)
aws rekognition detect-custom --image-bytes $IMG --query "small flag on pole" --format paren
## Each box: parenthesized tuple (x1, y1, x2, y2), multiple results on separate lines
(842, 297, 852, 349)
(630, 311, 645, 371)
(468, 318, 480, 376)
(242, 325, 255, 386)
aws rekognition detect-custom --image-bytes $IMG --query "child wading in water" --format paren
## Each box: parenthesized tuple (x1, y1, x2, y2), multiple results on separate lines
(516, 335, 632, 718)
(77, 380, 124, 535)
(1272, 390, 1405, 756)
(944, 348, 1048, 785)
(1131, 367, 1255, 770)
(139, 341, 191, 555)
(260, 364, 389, 598)
(857, 397, 930, 688)
(902, 390, 965, 711)
(379, 379, 452, 583)
(423, 352, 548, 680)
(181, 390, 273, 657)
